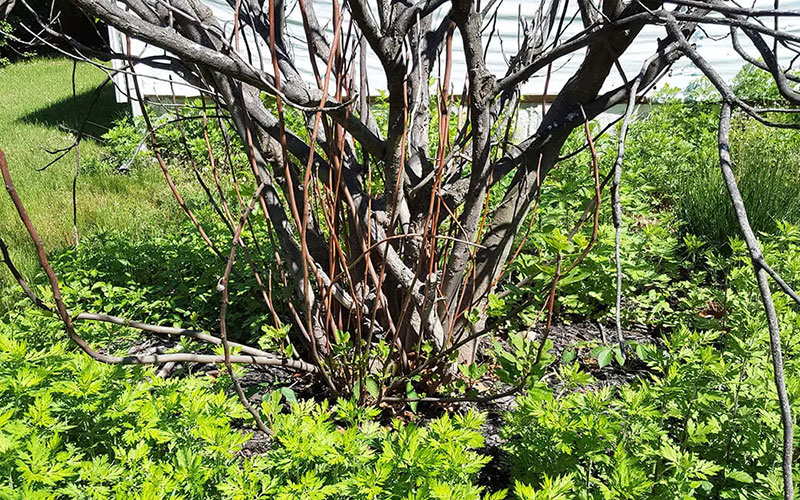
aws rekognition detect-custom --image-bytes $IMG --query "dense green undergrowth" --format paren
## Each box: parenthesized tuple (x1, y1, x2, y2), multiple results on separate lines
(2, 223, 798, 499)
(1, 60, 799, 498)
(503, 230, 800, 499)
(0, 317, 499, 499)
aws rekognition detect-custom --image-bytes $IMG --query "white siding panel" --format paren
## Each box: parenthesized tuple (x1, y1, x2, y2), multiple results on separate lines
(110, 0, 800, 109)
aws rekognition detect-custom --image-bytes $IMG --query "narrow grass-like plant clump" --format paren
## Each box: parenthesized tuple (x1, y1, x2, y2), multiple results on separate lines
(625, 79, 800, 248)
(677, 121, 800, 247)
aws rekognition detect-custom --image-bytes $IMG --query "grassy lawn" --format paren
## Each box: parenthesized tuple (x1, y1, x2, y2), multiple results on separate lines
(0, 58, 199, 292)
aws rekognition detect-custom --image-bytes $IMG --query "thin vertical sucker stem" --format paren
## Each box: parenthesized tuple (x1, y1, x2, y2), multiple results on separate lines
(610, 73, 642, 359)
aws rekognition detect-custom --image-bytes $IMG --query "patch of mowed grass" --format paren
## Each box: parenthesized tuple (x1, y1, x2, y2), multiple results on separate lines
(0, 58, 203, 296)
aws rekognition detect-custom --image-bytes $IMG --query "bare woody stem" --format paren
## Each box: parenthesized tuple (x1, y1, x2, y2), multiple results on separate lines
(718, 102, 794, 500)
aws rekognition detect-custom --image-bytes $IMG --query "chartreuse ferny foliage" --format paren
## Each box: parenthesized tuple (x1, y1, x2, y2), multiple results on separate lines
(0, 60, 799, 499)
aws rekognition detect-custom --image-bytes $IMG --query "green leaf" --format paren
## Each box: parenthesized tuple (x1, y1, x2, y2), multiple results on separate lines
(406, 382, 419, 413)
(466, 307, 482, 325)
(365, 378, 379, 399)
(279, 387, 297, 405)
(614, 346, 626, 366)
(726, 470, 754, 483)
(593, 346, 613, 368)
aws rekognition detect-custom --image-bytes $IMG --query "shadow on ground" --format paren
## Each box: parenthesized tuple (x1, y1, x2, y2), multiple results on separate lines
(19, 81, 127, 138)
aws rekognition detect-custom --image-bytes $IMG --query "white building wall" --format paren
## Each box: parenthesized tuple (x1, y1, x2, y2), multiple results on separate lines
(109, 0, 800, 114)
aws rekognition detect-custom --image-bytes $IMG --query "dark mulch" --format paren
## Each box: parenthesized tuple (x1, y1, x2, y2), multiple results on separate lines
(543, 320, 659, 391)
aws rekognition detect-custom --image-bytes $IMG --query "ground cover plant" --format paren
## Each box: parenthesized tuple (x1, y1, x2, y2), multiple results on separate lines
(0, 313, 499, 499)
(0, 57, 798, 498)
(1, 0, 800, 497)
